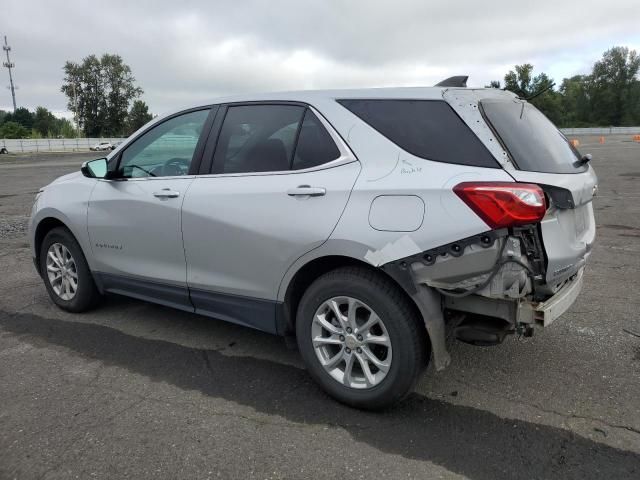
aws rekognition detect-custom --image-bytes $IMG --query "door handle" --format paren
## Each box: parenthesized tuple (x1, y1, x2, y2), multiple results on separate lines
(153, 188, 180, 199)
(287, 185, 326, 197)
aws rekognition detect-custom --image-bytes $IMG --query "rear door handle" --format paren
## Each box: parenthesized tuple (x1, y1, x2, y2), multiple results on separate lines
(287, 185, 326, 197)
(153, 188, 180, 199)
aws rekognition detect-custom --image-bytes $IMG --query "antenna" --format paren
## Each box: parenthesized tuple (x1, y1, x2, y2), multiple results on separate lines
(3, 36, 17, 112)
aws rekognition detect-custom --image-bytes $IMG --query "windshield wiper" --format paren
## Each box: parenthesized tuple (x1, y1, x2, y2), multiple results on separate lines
(574, 153, 592, 168)
(525, 82, 556, 101)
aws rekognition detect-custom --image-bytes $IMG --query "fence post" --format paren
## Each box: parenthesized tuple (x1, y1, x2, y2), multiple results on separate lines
(20, 140, 23, 152)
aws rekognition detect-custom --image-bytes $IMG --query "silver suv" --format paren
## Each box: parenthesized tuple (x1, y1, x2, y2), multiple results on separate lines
(29, 82, 597, 408)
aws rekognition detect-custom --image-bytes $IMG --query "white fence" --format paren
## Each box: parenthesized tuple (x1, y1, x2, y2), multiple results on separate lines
(560, 127, 640, 135)
(0, 138, 126, 153)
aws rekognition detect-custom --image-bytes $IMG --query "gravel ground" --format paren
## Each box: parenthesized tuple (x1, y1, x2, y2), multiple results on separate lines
(0, 142, 639, 479)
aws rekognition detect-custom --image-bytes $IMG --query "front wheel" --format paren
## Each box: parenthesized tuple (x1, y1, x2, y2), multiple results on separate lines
(296, 267, 428, 409)
(39, 227, 101, 312)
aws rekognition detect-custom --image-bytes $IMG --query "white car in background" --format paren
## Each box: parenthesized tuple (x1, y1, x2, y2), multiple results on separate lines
(90, 141, 113, 151)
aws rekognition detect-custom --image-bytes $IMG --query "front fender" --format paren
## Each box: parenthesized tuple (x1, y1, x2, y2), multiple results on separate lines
(29, 177, 97, 270)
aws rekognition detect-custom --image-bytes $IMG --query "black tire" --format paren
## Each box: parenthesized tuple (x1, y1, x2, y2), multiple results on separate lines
(296, 266, 428, 409)
(39, 227, 101, 312)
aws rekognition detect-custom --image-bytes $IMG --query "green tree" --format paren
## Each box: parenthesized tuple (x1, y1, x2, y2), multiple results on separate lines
(0, 121, 30, 138)
(33, 106, 57, 137)
(57, 118, 76, 138)
(485, 80, 501, 88)
(558, 75, 591, 127)
(588, 47, 640, 126)
(61, 54, 143, 136)
(126, 100, 153, 135)
(5, 107, 34, 130)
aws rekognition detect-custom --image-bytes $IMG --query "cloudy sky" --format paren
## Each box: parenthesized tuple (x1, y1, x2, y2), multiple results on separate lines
(2, 0, 639, 117)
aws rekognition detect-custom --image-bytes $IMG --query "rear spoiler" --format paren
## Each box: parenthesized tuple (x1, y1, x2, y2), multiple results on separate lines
(435, 76, 468, 87)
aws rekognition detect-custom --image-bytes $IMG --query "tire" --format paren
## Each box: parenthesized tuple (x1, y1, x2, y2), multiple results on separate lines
(296, 266, 428, 409)
(39, 226, 101, 312)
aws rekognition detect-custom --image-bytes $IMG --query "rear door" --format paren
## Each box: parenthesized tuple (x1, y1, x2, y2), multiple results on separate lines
(480, 98, 597, 292)
(181, 104, 360, 331)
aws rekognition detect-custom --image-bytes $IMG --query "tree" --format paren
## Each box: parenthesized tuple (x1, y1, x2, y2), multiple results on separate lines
(588, 47, 640, 126)
(5, 107, 34, 130)
(126, 100, 153, 135)
(503, 64, 562, 125)
(61, 54, 143, 136)
(485, 80, 501, 88)
(0, 121, 30, 138)
(33, 106, 57, 137)
(558, 76, 591, 127)
(57, 118, 76, 138)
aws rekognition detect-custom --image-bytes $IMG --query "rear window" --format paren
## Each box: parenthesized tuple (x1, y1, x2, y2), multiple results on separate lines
(337, 99, 500, 168)
(481, 99, 586, 174)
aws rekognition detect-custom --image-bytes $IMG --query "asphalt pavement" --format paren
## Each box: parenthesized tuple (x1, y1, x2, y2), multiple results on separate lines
(0, 140, 638, 479)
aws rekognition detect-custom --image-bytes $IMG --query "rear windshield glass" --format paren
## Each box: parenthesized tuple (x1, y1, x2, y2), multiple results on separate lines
(337, 99, 500, 168)
(481, 99, 586, 174)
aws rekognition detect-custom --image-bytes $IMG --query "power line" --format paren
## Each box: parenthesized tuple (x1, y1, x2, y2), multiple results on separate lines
(3, 35, 17, 112)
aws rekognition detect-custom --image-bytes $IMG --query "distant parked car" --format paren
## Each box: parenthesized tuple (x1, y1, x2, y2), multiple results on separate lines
(111, 141, 122, 150)
(90, 142, 113, 151)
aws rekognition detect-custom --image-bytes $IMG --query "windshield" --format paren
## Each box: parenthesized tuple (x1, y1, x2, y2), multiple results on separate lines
(481, 99, 586, 174)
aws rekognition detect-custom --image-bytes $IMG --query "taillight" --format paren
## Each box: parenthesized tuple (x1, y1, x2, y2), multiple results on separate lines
(453, 182, 546, 229)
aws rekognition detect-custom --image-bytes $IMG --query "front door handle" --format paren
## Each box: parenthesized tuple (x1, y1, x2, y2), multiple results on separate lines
(153, 188, 180, 199)
(287, 185, 326, 197)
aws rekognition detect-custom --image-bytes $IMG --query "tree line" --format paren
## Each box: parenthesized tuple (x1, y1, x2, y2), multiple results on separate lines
(0, 53, 153, 139)
(1, 46, 638, 139)
(488, 46, 640, 127)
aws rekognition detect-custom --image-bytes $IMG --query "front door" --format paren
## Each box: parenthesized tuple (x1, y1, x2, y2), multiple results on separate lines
(87, 108, 211, 309)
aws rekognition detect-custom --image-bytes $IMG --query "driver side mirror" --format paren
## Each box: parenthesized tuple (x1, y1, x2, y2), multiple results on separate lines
(81, 158, 109, 179)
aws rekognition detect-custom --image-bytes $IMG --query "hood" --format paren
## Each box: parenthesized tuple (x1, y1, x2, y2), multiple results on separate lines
(47, 170, 83, 187)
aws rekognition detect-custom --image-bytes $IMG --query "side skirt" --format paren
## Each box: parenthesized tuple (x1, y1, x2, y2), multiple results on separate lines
(93, 272, 280, 334)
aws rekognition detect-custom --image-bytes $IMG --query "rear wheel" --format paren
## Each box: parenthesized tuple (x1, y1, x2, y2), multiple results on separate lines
(296, 266, 428, 409)
(40, 227, 101, 312)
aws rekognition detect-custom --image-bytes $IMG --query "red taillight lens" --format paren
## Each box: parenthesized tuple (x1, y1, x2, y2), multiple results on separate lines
(453, 182, 547, 229)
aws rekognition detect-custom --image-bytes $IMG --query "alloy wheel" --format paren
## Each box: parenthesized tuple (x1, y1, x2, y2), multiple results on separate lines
(46, 243, 78, 301)
(311, 296, 392, 389)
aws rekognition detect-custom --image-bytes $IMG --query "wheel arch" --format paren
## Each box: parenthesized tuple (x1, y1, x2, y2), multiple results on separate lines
(277, 253, 430, 355)
(33, 215, 82, 276)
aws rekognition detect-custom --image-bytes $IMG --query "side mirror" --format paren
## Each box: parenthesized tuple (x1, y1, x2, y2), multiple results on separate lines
(81, 158, 108, 178)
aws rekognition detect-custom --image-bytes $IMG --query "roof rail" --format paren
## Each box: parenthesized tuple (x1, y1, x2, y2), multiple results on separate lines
(434, 76, 468, 88)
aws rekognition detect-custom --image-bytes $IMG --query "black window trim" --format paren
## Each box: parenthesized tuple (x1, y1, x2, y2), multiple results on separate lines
(200, 100, 354, 176)
(107, 105, 218, 180)
(336, 98, 501, 169)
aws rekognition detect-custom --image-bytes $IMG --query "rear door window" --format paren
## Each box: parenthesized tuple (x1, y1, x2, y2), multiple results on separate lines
(480, 99, 586, 174)
(337, 99, 500, 168)
(292, 110, 341, 170)
(213, 105, 305, 173)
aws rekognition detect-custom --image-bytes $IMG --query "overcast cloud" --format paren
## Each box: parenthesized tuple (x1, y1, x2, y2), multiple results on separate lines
(2, 0, 639, 116)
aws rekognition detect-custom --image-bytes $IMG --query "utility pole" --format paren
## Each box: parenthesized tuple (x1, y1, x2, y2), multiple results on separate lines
(2, 36, 17, 112)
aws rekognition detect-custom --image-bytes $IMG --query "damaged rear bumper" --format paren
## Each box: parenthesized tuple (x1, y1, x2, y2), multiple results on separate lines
(517, 268, 584, 327)
(381, 229, 584, 370)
